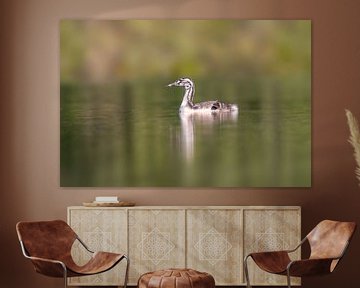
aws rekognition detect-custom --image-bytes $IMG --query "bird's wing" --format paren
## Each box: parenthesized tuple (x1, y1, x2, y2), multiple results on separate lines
(193, 101, 219, 110)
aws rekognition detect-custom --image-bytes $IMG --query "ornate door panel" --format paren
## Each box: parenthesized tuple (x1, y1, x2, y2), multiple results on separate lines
(243, 209, 301, 286)
(128, 209, 186, 284)
(187, 209, 243, 285)
(68, 208, 127, 285)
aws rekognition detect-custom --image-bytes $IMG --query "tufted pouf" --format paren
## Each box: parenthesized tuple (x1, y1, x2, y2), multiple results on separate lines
(138, 268, 215, 288)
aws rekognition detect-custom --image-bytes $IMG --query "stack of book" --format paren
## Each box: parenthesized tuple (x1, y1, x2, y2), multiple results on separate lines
(82, 196, 135, 207)
(93, 196, 119, 204)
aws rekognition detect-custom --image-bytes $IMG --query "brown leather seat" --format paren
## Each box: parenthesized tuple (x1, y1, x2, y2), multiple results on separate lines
(16, 220, 129, 288)
(244, 220, 356, 288)
(138, 268, 215, 288)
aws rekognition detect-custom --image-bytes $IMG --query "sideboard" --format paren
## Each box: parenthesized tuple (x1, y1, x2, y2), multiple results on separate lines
(67, 206, 301, 286)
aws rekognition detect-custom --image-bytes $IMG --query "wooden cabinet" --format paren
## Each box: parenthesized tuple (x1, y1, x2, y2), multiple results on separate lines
(68, 206, 300, 286)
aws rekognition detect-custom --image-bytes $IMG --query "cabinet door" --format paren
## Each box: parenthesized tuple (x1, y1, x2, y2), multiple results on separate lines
(128, 209, 186, 284)
(187, 209, 243, 285)
(68, 208, 127, 286)
(244, 209, 301, 286)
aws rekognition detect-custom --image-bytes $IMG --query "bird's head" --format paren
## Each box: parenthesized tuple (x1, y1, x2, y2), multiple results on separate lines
(167, 77, 194, 90)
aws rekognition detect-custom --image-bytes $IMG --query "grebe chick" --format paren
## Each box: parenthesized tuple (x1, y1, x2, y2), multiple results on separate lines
(167, 77, 238, 113)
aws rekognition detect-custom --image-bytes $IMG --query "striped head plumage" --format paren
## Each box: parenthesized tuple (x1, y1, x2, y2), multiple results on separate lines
(167, 77, 194, 90)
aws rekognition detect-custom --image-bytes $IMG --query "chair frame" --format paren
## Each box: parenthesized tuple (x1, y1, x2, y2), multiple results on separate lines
(18, 230, 129, 288)
(244, 235, 351, 288)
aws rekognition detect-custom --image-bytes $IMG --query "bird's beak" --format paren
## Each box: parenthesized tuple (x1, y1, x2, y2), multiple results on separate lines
(167, 82, 176, 87)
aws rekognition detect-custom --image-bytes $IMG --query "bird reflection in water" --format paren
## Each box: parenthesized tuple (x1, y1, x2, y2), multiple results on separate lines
(178, 111, 238, 162)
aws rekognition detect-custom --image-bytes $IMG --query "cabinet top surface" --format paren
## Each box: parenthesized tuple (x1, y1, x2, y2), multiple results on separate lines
(68, 205, 301, 210)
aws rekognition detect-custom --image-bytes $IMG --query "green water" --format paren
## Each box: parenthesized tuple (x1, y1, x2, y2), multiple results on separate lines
(60, 77, 310, 187)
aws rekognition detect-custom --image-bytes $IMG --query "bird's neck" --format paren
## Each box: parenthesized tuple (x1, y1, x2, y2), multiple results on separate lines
(180, 86, 195, 109)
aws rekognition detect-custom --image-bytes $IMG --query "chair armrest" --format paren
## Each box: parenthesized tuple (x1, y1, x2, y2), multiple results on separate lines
(247, 250, 290, 258)
(287, 258, 336, 277)
(285, 237, 307, 253)
(19, 240, 67, 277)
(76, 236, 94, 253)
(246, 251, 292, 274)
(25, 255, 65, 265)
(25, 255, 67, 278)
(245, 237, 306, 258)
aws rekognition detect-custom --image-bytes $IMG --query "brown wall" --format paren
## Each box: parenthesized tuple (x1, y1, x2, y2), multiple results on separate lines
(1, 0, 360, 287)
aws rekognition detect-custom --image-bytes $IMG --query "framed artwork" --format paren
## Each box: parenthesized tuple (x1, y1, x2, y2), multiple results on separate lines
(60, 20, 311, 187)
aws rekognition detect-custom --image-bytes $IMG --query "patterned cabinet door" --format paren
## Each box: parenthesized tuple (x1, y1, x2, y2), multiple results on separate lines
(187, 209, 243, 285)
(244, 209, 301, 286)
(68, 208, 128, 286)
(128, 209, 186, 284)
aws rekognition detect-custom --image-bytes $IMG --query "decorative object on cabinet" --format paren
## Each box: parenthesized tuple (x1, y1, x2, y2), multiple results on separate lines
(68, 206, 300, 286)
(138, 268, 215, 288)
(346, 109, 360, 186)
(83, 201, 135, 207)
(244, 219, 356, 288)
(83, 195, 135, 207)
(16, 220, 129, 288)
(95, 196, 119, 203)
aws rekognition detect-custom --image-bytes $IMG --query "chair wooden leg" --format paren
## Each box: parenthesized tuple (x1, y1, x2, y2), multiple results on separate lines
(243, 255, 252, 288)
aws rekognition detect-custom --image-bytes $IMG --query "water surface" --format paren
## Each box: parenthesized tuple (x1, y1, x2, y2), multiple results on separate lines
(61, 78, 310, 187)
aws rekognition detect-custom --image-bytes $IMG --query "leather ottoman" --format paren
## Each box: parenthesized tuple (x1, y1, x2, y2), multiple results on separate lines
(138, 268, 215, 288)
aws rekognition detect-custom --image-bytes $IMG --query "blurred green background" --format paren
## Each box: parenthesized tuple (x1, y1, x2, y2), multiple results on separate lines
(60, 20, 311, 187)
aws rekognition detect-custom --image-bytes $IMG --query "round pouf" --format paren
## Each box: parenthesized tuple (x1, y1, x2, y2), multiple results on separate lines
(138, 268, 215, 288)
